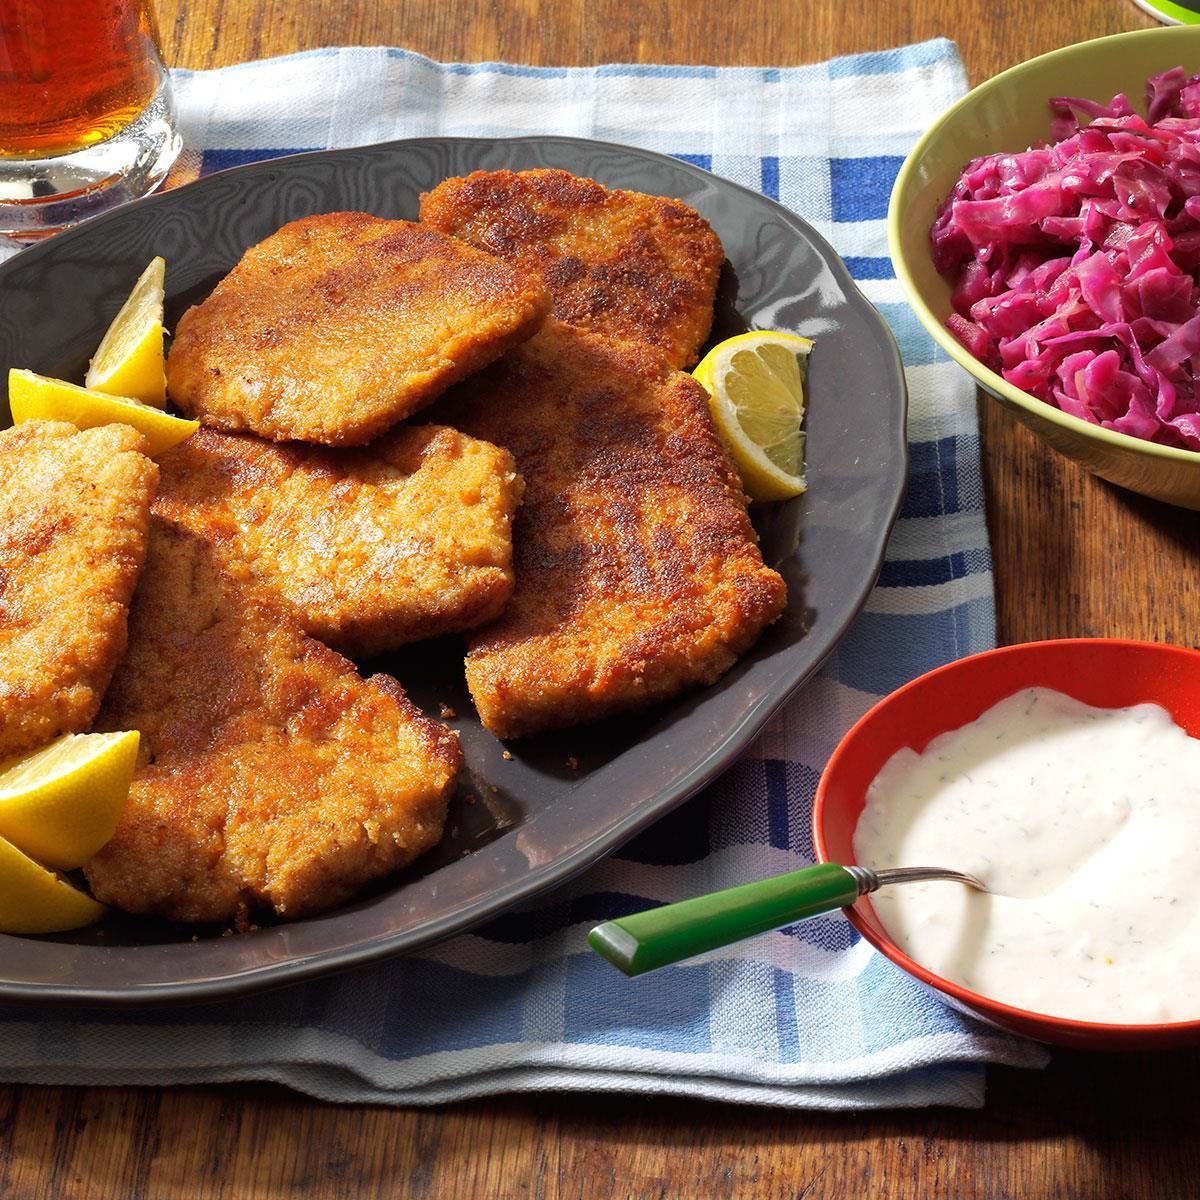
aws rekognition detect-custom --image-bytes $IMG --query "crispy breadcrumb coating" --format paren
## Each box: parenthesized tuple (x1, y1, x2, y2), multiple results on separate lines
(436, 320, 787, 739)
(167, 212, 552, 446)
(85, 516, 461, 924)
(154, 425, 524, 657)
(420, 168, 725, 369)
(0, 420, 156, 758)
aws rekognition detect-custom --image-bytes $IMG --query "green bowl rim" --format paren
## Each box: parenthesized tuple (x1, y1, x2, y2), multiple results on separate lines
(888, 25, 1200, 469)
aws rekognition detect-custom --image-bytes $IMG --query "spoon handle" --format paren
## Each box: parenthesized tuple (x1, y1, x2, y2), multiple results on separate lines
(588, 861, 861, 977)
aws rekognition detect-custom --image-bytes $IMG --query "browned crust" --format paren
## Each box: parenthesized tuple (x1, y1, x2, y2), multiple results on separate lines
(166, 212, 552, 446)
(0, 421, 157, 758)
(85, 515, 461, 924)
(154, 425, 525, 657)
(419, 169, 724, 368)
(433, 320, 787, 739)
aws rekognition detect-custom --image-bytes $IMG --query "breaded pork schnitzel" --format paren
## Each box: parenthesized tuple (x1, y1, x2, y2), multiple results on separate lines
(155, 426, 524, 658)
(419, 169, 725, 369)
(0, 421, 156, 758)
(85, 516, 461, 924)
(166, 212, 552, 446)
(434, 320, 787, 740)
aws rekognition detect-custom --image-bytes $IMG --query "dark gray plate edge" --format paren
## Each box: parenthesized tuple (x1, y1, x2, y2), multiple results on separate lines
(0, 136, 909, 1007)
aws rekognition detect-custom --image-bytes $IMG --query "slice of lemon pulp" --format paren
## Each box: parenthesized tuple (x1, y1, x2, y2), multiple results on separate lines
(0, 730, 139, 871)
(693, 330, 813, 502)
(8, 368, 198, 456)
(84, 256, 167, 406)
(0, 835, 106, 934)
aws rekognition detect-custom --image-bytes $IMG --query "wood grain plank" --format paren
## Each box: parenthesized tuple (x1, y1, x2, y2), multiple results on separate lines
(158, 0, 1154, 72)
(982, 400, 1200, 646)
(4, 1042, 1199, 1199)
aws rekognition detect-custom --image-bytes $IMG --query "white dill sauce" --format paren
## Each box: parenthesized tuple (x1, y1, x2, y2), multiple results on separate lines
(852, 687, 1200, 1024)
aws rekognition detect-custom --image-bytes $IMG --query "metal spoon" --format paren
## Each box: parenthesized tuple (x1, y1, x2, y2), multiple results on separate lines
(588, 861, 988, 977)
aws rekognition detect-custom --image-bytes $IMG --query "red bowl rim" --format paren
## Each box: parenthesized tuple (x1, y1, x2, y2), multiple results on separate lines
(812, 637, 1200, 1039)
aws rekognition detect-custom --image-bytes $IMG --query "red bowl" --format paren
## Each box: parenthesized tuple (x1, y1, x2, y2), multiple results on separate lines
(812, 637, 1200, 1049)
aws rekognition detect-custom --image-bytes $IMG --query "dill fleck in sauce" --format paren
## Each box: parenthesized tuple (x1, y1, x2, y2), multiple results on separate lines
(853, 687, 1200, 1024)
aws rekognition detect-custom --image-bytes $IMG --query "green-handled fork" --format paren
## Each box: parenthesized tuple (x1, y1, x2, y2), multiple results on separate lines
(588, 862, 987, 976)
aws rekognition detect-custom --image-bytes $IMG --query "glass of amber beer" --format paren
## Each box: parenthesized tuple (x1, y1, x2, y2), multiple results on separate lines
(0, 0, 181, 239)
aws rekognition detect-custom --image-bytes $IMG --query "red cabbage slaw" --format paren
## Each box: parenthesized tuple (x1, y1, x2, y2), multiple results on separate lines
(931, 68, 1200, 450)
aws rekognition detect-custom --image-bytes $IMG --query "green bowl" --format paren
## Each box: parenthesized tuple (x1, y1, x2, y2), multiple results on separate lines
(889, 27, 1200, 510)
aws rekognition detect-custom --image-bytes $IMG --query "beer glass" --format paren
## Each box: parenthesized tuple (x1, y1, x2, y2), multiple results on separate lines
(0, 0, 181, 240)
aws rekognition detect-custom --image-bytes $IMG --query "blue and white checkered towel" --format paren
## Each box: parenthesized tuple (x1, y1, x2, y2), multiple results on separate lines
(0, 40, 1050, 1108)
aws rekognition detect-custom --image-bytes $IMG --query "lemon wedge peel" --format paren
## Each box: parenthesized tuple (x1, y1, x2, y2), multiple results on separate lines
(0, 835, 106, 934)
(84, 256, 167, 406)
(8, 368, 199, 456)
(693, 330, 813, 503)
(0, 730, 139, 871)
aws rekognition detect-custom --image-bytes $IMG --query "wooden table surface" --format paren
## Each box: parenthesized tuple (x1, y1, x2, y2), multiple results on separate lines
(7, 1, 1200, 1197)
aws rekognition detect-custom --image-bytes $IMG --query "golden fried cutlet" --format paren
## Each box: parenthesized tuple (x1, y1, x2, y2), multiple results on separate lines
(419, 169, 725, 369)
(154, 426, 524, 658)
(0, 421, 157, 759)
(166, 212, 552, 446)
(84, 516, 461, 924)
(433, 320, 787, 740)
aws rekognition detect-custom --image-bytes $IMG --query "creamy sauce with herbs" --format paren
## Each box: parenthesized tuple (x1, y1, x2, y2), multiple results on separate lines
(852, 687, 1200, 1024)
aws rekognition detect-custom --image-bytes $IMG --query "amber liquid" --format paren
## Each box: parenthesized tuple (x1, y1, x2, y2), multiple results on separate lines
(0, 0, 165, 159)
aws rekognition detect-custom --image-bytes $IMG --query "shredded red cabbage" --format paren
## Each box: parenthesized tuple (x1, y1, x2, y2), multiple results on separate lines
(931, 69, 1200, 450)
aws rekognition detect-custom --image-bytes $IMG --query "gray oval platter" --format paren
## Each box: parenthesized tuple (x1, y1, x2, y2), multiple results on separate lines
(0, 136, 908, 1005)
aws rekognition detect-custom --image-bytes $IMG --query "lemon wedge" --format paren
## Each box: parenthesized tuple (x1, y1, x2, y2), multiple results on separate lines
(84, 256, 167, 406)
(8, 368, 198, 455)
(693, 330, 813, 502)
(0, 731, 139, 871)
(0, 835, 106, 934)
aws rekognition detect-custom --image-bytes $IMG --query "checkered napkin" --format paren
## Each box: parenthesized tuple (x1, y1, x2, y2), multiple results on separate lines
(0, 40, 1051, 1108)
